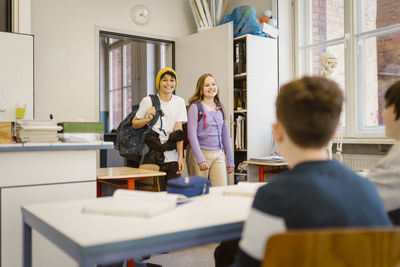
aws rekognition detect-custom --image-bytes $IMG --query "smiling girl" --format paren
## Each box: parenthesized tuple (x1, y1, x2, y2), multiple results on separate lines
(186, 73, 234, 186)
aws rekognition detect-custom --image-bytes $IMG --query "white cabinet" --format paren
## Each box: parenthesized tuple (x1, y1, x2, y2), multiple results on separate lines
(0, 144, 111, 267)
(176, 24, 278, 183)
(233, 34, 278, 182)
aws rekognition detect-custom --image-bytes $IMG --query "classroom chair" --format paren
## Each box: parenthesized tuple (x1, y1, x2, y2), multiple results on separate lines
(135, 164, 161, 192)
(262, 227, 400, 267)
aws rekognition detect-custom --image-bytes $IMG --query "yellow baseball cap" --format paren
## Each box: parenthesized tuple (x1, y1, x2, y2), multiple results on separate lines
(156, 67, 178, 90)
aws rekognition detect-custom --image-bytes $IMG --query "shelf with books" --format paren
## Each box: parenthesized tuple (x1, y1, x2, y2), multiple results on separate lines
(231, 35, 278, 181)
(234, 39, 246, 75)
(234, 73, 247, 79)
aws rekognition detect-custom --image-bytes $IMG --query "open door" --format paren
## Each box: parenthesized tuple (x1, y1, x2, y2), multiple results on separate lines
(175, 22, 233, 115)
(175, 23, 234, 183)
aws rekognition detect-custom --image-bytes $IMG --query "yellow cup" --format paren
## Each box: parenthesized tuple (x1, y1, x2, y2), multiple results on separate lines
(16, 108, 26, 119)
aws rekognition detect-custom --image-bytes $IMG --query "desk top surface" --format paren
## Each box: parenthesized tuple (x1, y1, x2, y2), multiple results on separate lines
(244, 160, 288, 167)
(97, 167, 166, 179)
(22, 190, 252, 248)
(0, 141, 114, 152)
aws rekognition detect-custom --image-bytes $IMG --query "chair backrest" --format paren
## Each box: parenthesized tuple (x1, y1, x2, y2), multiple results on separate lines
(262, 227, 400, 267)
(136, 164, 161, 192)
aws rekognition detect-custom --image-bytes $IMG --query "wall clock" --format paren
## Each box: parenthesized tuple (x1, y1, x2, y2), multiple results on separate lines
(131, 5, 149, 25)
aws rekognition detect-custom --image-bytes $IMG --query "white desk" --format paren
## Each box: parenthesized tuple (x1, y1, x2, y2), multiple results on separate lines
(22, 192, 253, 267)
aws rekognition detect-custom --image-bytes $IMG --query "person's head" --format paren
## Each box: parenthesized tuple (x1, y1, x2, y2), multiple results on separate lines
(382, 80, 400, 140)
(189, 73, 222, 105)
(273, 76, 343, 156)
(156, 67, 178, 95)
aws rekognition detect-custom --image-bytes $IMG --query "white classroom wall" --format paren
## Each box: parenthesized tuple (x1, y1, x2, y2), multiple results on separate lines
(30, 0, 196, 122)
(277, 0, 295, 86)
(29, 0, 293, 122)
(226, 0, 272, 18)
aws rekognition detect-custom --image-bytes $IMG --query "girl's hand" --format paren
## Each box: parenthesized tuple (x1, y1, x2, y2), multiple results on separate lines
(147, 106, 156, 121)
(227, 167, 234, 174)
(177, 158, 184, 174)
(199, 162, 209, 171)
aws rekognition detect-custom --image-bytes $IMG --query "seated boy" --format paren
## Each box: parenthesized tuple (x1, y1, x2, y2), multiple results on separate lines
(232, 76, 391, 267)
(366, 79, 400, 224)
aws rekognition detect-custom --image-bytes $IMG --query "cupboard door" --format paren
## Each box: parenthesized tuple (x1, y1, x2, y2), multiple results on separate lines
(246, 36, 278, 158)
(176, 23, 234, 184)
(175, 22, 234, 120)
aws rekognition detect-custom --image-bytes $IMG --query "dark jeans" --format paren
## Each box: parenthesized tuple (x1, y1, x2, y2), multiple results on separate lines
(159, 161, 180, 191)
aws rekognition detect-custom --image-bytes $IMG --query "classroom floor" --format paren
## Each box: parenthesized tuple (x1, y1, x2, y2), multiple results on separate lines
(140, 243, 218, 267)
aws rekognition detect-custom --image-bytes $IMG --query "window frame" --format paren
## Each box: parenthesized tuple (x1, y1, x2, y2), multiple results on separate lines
(294, 0, 400, 141)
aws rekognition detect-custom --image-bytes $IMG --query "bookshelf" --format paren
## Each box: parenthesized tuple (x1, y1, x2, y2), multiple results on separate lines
(233, 34, 278, 183)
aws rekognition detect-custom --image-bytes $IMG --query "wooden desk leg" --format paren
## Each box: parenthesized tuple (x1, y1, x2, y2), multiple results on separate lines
(127, 259, 135, 267)
(127, 179, 135, 190)
(96, 181, 102, 197)
(259, 165, 264, 182)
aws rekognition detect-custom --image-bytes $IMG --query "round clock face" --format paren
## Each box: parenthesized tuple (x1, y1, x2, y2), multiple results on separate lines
(131, 5, 149, 25)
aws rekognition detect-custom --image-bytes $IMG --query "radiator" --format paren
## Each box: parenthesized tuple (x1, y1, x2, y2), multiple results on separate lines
(334, 153, 384, 171)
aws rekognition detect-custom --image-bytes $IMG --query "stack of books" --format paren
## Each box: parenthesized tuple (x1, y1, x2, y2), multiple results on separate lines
(58, 122, 104, 143)
(16, 120, 62, 143)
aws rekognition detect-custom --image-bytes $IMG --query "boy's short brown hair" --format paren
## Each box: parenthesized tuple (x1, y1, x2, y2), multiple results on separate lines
(276, 76, 343, 148)
(384, 79, 400, 120)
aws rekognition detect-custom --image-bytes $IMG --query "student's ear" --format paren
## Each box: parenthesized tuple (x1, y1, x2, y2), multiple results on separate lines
(272, 122, 284, 143)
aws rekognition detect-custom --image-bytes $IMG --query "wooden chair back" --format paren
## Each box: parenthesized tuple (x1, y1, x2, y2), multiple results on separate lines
(262, 227, 400, 267)
(136, 164, 161, 192)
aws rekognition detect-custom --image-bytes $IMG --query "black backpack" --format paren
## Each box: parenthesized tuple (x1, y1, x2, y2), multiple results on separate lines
(116, 94, 163, 164)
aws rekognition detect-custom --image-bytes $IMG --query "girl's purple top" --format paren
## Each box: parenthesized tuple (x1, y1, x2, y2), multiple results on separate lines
(187, 102, 234, 167)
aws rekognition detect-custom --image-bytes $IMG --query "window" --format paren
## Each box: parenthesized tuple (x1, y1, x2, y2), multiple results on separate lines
(99, 32, 174, 132)
(295, 0, 400, 138)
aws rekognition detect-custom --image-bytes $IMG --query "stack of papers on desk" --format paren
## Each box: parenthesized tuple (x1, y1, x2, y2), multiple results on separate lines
(82, 190, 189, 217)
(16, 120, 62, 143)
(222, 182, 267, 197)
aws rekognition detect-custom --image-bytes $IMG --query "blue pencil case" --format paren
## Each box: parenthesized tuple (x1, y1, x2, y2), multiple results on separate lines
(167, 176, 210, 197)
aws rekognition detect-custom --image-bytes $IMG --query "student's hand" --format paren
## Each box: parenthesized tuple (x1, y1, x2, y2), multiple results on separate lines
(147, 106, 156, 121)
(177, 158, 184, 174)
(199, 162, 209, 171)
(227, 167, 234, 174)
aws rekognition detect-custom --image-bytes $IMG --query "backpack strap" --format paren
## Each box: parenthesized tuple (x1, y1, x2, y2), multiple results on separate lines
(196, 102, 207, 128)
(149, 94, 166, 136)
(196, 101, 224, 128)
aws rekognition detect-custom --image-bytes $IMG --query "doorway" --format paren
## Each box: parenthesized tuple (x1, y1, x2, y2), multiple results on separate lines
(99, 31, 174, 133)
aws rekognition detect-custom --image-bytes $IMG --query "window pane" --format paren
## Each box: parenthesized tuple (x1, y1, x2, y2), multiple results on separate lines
(361, 0, 400, 33)
(111, 47, 122, 130)
(311, 44, 346, 126)
(312, 0, 344, 44)
(111, 89, 122, 130)
(359, 31, 400, 127)
(123, 44, 132, 116)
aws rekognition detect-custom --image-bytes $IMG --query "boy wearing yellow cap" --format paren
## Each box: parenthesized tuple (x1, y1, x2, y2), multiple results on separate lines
(133, 68, 187, 189)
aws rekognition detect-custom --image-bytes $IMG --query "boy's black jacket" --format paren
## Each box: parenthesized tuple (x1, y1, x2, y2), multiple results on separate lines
(143, 129, 185, 164)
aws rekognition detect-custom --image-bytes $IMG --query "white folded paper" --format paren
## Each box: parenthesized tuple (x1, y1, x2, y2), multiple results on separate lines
(82, 190, 189, 217)
(222, 182, 267, 197)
